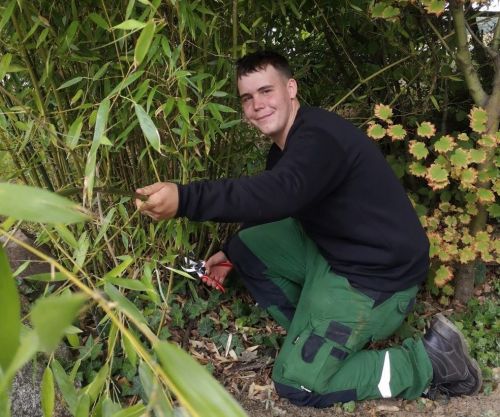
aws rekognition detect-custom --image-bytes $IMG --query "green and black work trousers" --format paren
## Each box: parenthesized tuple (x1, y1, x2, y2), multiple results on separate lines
(226, 218, 433, 408)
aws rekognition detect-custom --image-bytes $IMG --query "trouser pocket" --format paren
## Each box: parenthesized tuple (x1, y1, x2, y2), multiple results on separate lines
(371, 294, 416, 341)
(281, 320, 350, 393)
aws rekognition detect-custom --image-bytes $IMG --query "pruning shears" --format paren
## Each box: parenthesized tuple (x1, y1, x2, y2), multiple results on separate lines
(181, 257, 232, 293)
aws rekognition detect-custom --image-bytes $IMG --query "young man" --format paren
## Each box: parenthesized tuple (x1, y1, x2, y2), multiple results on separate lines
(136, 51, 481, 407)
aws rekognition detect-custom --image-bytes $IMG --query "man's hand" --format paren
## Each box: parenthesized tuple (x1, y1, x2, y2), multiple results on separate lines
(135, 182, 179, 220)
(203, 251, 232, 289)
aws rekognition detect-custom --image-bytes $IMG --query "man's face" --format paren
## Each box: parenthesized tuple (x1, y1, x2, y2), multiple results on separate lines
(237, 65, 297, 143)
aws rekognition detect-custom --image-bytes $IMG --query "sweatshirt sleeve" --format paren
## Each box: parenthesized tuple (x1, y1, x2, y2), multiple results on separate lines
(176, 125, 348, 223)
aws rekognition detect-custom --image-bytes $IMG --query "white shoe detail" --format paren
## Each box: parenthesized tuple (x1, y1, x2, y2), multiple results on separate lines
(378, 351, 392, 398)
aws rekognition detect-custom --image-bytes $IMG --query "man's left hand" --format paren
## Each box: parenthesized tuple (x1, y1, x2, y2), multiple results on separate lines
(135, 182, 179, 220)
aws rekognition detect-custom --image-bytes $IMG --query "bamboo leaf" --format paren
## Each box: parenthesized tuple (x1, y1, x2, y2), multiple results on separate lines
(82, 362, 109, 402)
(41, 366, 55, 417)
(102, 397, 122, 416)
(92, 62, 110, 81)
(31, 292, 87, 352)
(5, 63, 26, 73)
(177, 99, 190, 122)
(138, 361, 172, 415)
(103, 255, 134, 280)
(0, 183, 89, 224)
(0, 0, 16, 33)
(114, 19, 147, 30)
(107, 278, 147, 291)
(0, 245, 20, 372)
(54, 224, 79, 249)
(220, 119, 241, 129)
(0, 53, 12, 81)
(211, 103, 236, 113)
(95, 208, 116, 245)
(73, 232, 90, 270)
(57, 76, 83, 90)
(0, 391, 9, 417)
(66, 117, 83, 149)
(134, 103, 161, 152)
(36, 27, 49, 48)
(154, 341, 248, 417)
(52, 359, 78, 415)
(70, 89, 83, 105)
(122, 333, 138, 367)
(86, 98, 110, 201)
(166, 266, 196, 281)
(110, 403, 147, 417)
(108, 71, 144, 98)
(134, 21, 155, 66)
(88, 13, 108, 30)
(93, 98, 110, 144)
(0, 330, 38, 394)
(24, 272, 67, 282)
(104, 283, 147, 325)
(75, 394, 90, 417)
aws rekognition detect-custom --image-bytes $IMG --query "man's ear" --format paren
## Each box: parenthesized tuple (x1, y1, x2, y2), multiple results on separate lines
(287, 78, 298, 99)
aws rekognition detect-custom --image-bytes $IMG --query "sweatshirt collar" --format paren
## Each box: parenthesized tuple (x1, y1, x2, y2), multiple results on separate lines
(283, 105, 307, 151)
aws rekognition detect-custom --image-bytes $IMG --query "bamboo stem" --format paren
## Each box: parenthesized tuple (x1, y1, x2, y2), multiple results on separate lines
(11, 15, 48, 118)
(232, 0, 238, 59)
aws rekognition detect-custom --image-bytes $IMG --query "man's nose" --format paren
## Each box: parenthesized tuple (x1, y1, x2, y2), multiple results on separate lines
(253, 94, 265, 110)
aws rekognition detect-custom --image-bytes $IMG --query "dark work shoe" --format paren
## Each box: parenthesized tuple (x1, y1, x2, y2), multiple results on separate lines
(423, 313, 482, 398)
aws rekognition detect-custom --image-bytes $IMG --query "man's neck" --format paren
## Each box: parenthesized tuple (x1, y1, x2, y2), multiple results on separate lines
(273, 101, 300, 150)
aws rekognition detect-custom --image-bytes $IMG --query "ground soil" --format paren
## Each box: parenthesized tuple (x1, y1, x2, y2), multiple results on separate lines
(236, 388, 499, 417)
(219, 349, 499, 417)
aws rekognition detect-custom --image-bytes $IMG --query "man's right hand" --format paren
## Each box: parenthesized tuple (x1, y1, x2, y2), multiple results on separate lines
(204, 251, 232, 289)
(135, 182, 179, 220)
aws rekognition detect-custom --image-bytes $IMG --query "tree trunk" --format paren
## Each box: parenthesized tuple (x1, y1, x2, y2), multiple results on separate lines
(454, 262, 475, 305)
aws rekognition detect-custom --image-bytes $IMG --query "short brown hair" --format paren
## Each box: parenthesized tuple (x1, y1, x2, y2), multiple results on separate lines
(236, 50, 292, 79)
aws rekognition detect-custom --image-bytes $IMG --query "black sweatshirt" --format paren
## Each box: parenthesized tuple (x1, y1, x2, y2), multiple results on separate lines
(177, 106, 429, 292)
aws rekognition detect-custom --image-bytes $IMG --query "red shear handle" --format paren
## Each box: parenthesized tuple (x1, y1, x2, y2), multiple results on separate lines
(202, 261, 233, 292)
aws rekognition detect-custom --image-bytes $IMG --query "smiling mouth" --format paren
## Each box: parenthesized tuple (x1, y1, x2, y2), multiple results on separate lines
(257, 113, 273, 121)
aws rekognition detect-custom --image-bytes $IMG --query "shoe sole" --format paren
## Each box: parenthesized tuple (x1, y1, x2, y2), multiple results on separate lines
(432, 313, 483, 395)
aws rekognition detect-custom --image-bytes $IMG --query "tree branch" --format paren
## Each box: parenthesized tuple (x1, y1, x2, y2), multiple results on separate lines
(464, 19, 497, 58)
(450, 1, 489, 106)
(493, 12, 500, 52)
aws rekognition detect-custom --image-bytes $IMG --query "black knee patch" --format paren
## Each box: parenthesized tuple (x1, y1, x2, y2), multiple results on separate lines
(325, 321, 351, 345)
(226, 234, 295, 321)
(302, 335, 325, 363)
(330, 346, 349, 360)
(274, 382, 357, 408)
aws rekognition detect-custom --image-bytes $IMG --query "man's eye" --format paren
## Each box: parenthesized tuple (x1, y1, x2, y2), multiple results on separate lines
(241, 96, 251, 103)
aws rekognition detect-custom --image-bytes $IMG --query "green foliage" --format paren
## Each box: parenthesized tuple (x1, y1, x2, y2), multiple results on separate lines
(369, 103, 499, 293)
(41, 367, 55, 417)
(31, 292, 87, 352)
(154, 341, 248, 417)
(0, 184, 89, 224)
(0, 185, 248, 416)
(452, 297, 500, 393)
(0, 246, 20, 372)
(0, 0, 498, 413)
